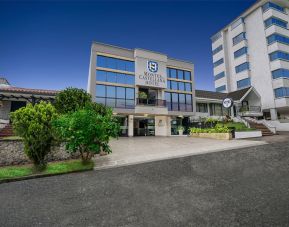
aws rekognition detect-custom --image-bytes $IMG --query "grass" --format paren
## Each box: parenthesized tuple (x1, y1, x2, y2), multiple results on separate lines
(0, 159, 94, 181)
(218, 122, 255, 132)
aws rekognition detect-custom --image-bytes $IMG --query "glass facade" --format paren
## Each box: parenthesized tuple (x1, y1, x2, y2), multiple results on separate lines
(234, 47, 248, 58)
(97, 55, 135, 72)
(167, 68, 191, 80)
(167, 80, 192, 91)
(165, 92, 193, 112)
(269, 51, 289, 61)
(212, 45, 223, 55)
(214, 72, 225, 81)
(274, 87, 289, 98)
(233, 32, 246, 45)
(267, 34, 289, 46)
(196, 103, 208, 113)
(210, 103, 231, 116)
(264, 17, 287, 29)
(216, 85, 226, 92)
(262, 2, 285, 13)
(213, 58, 224, 68)
(96, 85, 135, 109)
(237, 78, 251, 89)
(272, 68, 289, 79)
(235, 62, 250, 73)
(96, 70, 135, 85)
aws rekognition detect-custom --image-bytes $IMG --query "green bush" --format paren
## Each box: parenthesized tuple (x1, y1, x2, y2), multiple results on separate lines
(53, 106, 120, 163)
(11, 102, 58, 169)
(54, 87, 92, 114)
(190, 124, 230, 134)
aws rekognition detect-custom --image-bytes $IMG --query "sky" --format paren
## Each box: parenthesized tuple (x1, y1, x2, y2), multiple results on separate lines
(0, 0, 256, 91)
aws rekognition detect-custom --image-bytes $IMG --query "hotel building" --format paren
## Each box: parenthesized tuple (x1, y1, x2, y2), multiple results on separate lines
(211, 0, 289, 120)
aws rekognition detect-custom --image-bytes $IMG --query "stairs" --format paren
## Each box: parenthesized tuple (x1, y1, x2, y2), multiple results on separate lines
(246, 121, 274, 136)
(0, 124, 14, 137)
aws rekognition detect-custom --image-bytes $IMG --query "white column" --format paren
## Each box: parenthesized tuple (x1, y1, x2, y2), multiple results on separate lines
(270, 108, 278, 120)
(155, 116, 167, 136)
(167, 116, 171, 136)
(128, 115, 134, 137)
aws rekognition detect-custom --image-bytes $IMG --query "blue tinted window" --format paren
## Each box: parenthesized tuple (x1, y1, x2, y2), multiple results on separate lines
(97, 55, 134, 72)
(178, 70, 184, 80)
(184, 71, 191, 81)
(96, 85, 106, 97)
(126, 88, 134, 100)
(178, 82, 185, 91)
(97, 56, 106, 68)
(233, 32, 246, 45)
(165, 92, 172, 111)
(214, 72, 225, 81)
(96, 70, 106, 82)
(125, 75, 135, 85)
(106, 86, 116, 98)
(186, 94, 193, 111)
(168, 68, 177, 78)
(272, 69, 289, 79)
(116, 73, 125, 84)
(166, 92, 193, 112)
(262, 2, 284, 13)
(264, 17, 287, 29)
(96, 70, 134, 85)
(185, 83, 191, 91)
(267, 34, 289, 45)
(234, 47, 248, 58)
(117, 60, 126, 71)
(274, 87, 289, 98)
(213, 58, 224, 68)
(107, 57, 117, 69)
(237, 78, 251, 89)
(167, 80, 171, 89)
(235, 62, 250, 73)
(171, 81, 178, 90)
(212, 45, 223, 55)
(269, 51, 289, 61)
(116, 87, 125, 99)
(107, 72, 117, 83)
(216, 85, 226, 92)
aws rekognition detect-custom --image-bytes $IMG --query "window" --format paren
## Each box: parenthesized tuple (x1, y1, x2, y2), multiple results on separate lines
(267, 34, 289, 46)
(272, 69, 289, 79)
(167, 80, 171, 89)
(234, 47, 248, 58)
(212, 45, 223, 55)
(233, 32, 246, 45)
(235, 62, 250, 73)
(184, 71, 191, 81)
(237, 78, 251, 89)
(177, 70, 184, 80)
(211, 32, 222, 43)
(167, 68, 177, 78)
(262, 2, 285, 13)
(95, 85, 135, 109)
(274, 87, 289, 98)
(165, 92, 193, 112)
(197, 103, 208, 113)
(185, 83, 192, 91)
(210, 103, 223, 116)
(171, 81, 178, 90)
(216, 85, 226, 92)
(97, 55, 135, 72)
(214, 72, 225, 81)
(96, 70, 135, 85)
(213, 58, 224, 68)
(269, 51, 289, 61)
(178, 82, 185, 91)
(231, 18, 244, 30)
(264, 17, 287, 29)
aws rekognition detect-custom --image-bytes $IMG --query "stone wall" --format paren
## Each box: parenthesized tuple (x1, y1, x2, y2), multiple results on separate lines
(0, 101, 11, 120)
(0, 139, 79, 166)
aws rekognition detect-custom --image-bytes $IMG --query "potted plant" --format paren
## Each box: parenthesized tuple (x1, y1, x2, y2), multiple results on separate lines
(177, 126, 184, 135)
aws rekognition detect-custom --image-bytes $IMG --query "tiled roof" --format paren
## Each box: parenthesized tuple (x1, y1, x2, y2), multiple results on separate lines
(0, 78, 10, 85)
(196, 87, 251, 101)
(0, 86, 58, 96)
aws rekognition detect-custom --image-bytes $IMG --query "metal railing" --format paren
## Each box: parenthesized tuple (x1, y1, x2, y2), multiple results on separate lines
(237, 106, 261, 113)
(136, 98, 166, 107)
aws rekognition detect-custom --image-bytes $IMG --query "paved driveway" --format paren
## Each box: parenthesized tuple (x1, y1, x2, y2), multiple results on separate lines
(1, 141, 289, 226)
(94, 136, 266, 169)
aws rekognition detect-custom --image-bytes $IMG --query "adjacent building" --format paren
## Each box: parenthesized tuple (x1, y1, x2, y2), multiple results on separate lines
(211, 0, 289, 120)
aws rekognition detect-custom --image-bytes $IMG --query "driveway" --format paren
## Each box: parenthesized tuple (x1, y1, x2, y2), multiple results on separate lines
(94, 136, 266, 169)
(1, 141, 289, 226)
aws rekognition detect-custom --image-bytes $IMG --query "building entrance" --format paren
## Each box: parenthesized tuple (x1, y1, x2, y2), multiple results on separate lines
(133, 117, 155, 136)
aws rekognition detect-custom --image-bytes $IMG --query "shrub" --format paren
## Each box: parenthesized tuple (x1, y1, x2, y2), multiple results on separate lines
(53, 106, 120, 163)
(11, 102, 58, 169)
(190, 125, 230, 134)
(54, 87, 92, 114)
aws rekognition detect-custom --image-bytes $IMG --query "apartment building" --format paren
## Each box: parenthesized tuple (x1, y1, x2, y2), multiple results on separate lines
(87, 42, 196, 136)
(211, 0, 289, 120)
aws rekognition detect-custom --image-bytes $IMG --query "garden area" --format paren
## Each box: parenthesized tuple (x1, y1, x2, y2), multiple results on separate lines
(0, 88, 120, 182)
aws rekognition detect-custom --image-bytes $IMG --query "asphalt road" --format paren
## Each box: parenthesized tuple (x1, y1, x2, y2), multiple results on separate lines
(1, 141, 289, 227)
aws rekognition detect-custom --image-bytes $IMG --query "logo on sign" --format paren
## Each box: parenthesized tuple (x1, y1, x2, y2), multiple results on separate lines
(222, 98, 233, 108)
(147, 61, 158, 73)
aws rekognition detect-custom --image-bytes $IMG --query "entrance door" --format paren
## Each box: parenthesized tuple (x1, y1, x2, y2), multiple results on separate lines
(134, 118, 155, 136)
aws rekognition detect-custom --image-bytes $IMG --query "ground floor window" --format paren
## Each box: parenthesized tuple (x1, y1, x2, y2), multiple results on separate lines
(171, 116, 191, 135)
(209, 103, 231, 116)
(115, 116, 128, 137)
(196, 103, 208, 113)
(133, 118, 155, 136)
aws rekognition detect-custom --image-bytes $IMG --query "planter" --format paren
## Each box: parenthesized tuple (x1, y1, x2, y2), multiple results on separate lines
(191, 132, 232, 140)
(235, 131, 262, 139)
(178, 130, 184, 135)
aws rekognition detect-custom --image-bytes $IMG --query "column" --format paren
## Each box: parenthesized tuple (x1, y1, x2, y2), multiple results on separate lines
(270, 108, 278, 121)
(128, 115, 134, 137)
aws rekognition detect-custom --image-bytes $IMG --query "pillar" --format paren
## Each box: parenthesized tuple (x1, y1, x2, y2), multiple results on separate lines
(128, 115, 134, 137)
(270, 108, 278, 121)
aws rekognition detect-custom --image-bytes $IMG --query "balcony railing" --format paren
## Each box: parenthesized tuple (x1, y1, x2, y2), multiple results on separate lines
(136, 98, 166, 107)
(237, 106, 261, 113)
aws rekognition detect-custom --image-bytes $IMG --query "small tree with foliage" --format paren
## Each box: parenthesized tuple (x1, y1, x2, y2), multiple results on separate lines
(11, 102, 58, 169)
(53, 105, 120, 163)
(54, 87, 92, 114)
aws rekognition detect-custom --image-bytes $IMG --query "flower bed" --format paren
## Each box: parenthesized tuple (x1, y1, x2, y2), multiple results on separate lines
(190, 132, 232, 140)
(190, 125, 232, 140)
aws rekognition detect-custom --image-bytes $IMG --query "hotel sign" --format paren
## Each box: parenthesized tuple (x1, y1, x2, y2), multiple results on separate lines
(135, 57, 167, 89)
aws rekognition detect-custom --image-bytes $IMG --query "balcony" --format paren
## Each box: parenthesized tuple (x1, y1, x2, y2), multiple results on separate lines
(135, 98, 168, 115)
(237, 105, 263, 117)
(136, 98, 166, 107)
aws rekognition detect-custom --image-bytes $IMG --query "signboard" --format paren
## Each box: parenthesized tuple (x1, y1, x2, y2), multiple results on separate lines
(222, 98, 233, 108)
(135, 57, 167, 88)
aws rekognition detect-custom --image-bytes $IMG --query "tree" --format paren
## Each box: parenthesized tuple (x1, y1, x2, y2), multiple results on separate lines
(54, 87, 92, 114)
(11, 102, 58, 169)
(53, 106, 120, 163)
